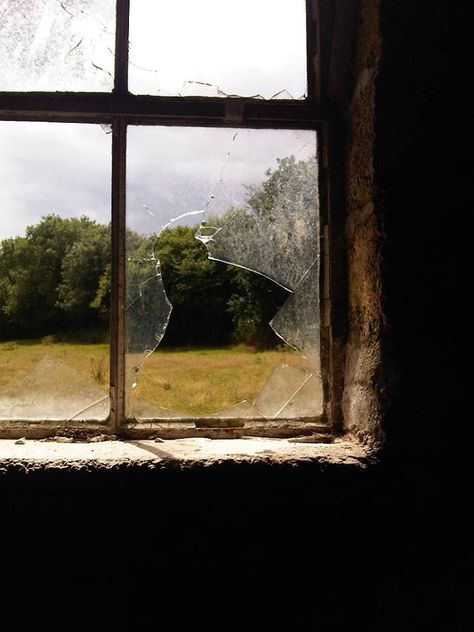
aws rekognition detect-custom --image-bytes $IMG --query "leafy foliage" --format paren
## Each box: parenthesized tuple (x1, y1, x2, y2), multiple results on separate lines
(247, 155, 318, 219)
(154, 225, 237, 346)
(0, 215, 110, 338)
(0, 155, 316, 347)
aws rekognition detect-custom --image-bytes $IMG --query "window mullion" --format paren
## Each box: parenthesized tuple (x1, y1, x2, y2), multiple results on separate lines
(110, 118, 127, 432)
(109, 0, 130, 431)
(114, 0, 130, 96)
(307, 0, 319, 103)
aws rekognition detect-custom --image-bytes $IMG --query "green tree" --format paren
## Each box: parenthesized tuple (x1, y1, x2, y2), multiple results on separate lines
(0, 237, 22, 338)
(227, 268, 289, 348)
(0, 155, 316, 346)
(224, 155, 317, 347)
(154, 226, 237, 346)
(246, 155, 318, 219)
(56, 220, 110, 326)
(2, 215, 84, 334)
(0, 214, 111, 339)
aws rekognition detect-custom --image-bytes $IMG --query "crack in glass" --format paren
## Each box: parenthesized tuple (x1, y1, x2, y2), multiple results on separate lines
(125, 127, 321, 422)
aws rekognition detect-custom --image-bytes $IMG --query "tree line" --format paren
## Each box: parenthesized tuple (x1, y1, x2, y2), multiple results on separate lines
(0, 215, 288, 347)
(0, 156, 316, 347)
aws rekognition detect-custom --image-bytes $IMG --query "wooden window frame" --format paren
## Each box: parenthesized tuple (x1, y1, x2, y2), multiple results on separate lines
(0, 0, 345, 440)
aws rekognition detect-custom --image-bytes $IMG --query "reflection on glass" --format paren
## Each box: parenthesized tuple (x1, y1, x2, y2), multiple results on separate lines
(126, 126, 321, 422)
(129, 0, 307, 99)
(0, 0, 115, 92)
(0, 122, 111, 421)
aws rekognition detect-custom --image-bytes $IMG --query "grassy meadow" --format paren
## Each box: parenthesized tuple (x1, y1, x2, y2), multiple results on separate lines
(0, 339, 110, 390)
(0, 339, 305, 416)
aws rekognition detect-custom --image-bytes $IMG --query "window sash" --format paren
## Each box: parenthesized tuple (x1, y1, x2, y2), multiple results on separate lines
(0, 0, 338, 437)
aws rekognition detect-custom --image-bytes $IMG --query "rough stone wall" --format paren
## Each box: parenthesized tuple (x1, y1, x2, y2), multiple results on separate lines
(341, 0, 384, 443)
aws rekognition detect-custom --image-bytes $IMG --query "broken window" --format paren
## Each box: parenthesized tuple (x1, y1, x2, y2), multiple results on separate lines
(0, 1, 332, 437)
(125, 127, 321, 423)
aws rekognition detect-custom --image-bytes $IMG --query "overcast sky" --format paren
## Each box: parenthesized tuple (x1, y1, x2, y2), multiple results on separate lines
(129, 0, 307, 98)
(0, 0, 312, 241)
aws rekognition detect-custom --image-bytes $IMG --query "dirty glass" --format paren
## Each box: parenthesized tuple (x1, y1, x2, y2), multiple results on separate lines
(0, 122, 111, 422)
(128, 0, 307, 99)
(126, 126, 321, 422)
(0, 0, 115, 92)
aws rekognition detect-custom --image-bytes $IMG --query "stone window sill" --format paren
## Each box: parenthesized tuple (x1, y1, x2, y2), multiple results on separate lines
(0, 437, 374, 471)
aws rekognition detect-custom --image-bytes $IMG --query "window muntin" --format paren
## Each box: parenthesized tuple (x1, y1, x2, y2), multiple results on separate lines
(128, 0, 307, 99)
(0, 1, 329, 436)
(0, 122, 111, 422)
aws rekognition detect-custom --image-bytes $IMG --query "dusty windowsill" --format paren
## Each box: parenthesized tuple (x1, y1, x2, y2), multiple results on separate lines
(0, 436, 374, 471)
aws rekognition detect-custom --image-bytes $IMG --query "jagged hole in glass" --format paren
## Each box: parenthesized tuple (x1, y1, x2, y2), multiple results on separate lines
(125, 127, 322, 423)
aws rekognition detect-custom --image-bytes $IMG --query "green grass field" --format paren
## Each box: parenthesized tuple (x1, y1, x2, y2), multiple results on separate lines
(0, 339, 305, 415)
(0, 339, 110, 389)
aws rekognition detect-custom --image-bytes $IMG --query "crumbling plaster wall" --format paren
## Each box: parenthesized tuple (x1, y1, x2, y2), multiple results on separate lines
(338, 0, 384, 443)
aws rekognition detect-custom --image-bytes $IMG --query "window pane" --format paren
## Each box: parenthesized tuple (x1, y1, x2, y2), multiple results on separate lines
(0, 0, 115, 92)
(126, 127, 321, 422)
(129, 0, 307, 99)
(0, 122, 111, 422)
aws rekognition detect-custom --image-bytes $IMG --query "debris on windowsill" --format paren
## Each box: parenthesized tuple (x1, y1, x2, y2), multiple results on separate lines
(35, 434, 118, 443)
(287, 433, 334, 444)
(241, 435, 285, 441)
(39, 436, 75, 443)
(87, 434, 117, 443)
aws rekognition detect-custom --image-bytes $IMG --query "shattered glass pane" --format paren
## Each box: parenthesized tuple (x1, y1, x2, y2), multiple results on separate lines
(205, 156, 319, 291)
(126, 255, 171, 356)
(270, 262, 320, 370)
(0, 0, 115, 91)
(0, 122, 111, 422)
(126, 126, 321, 422)
(129, 0, 307, 99)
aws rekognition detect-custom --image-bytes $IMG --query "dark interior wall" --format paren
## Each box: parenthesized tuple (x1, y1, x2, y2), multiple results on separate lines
(0, 1, 466, 628)
(375, 0, 465, 465)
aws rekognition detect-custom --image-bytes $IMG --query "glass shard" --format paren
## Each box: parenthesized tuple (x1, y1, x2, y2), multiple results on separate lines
(129, 0, 307, 99)
(125, 249, 173, 416)
(125, 396, 186, 420)
(205, 155, 318, 291)
(212, 400, 259, 419)
(126, 257, 172, 356)
(253, 365, 322, 419)
(270, 262, 321, 371)
(0, 0, 115, 91)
